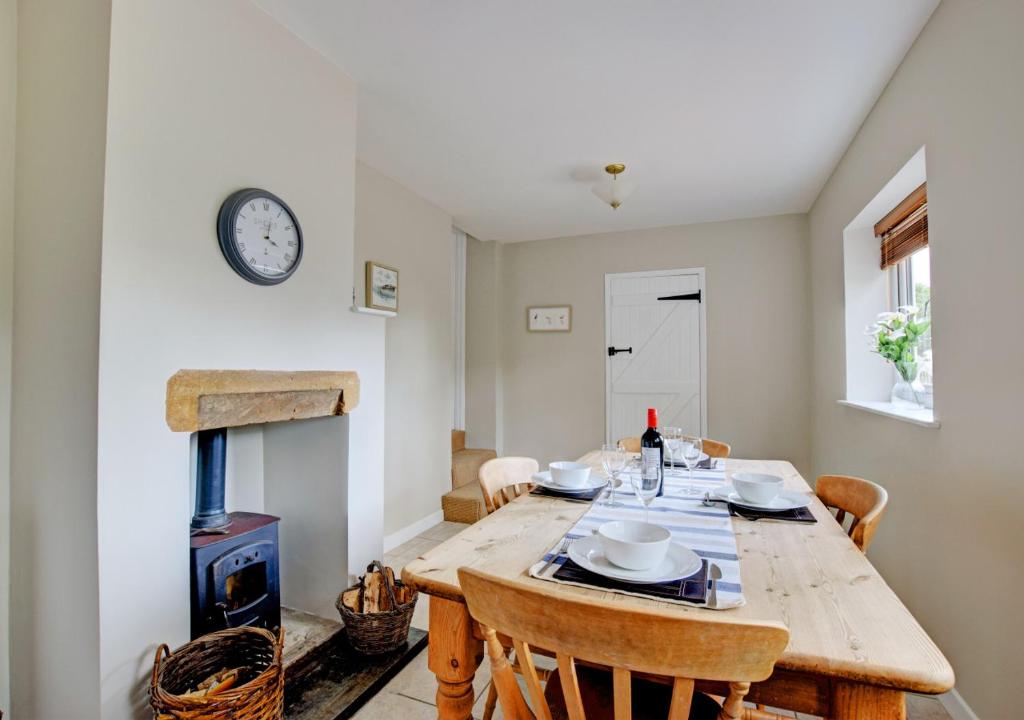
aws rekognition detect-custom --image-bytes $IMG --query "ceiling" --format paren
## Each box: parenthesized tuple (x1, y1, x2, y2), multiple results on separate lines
(255, 1, 939, 242)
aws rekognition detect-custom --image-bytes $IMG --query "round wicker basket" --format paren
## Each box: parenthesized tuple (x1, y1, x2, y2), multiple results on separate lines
(150, 626, 284, 720)
(336, 561, 417, 655)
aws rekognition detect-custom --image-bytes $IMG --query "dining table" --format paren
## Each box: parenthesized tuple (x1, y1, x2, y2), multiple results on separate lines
(401, 452, 954, 719)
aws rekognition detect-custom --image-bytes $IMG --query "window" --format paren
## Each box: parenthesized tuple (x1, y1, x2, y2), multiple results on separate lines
(877, 182, 933, 408)
(840, 147, 938, 426)
(890, 246, 933, 389)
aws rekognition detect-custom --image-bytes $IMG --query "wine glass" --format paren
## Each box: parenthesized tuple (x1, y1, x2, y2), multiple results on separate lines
(630, 468, 660, 524)
(661, 426, 682, 472)
(600, 443, 626, 507)
(679, 435, 703, 495)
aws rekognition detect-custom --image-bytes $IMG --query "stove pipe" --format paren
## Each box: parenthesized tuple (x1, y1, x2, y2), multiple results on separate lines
(191, 428, 231, 530)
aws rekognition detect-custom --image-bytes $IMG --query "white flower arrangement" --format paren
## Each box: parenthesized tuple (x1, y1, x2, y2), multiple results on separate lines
(865, 306, 931, 385)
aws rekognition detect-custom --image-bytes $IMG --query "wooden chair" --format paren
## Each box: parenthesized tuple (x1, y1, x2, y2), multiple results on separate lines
(459, 567, 789, 720)
(617, 436, 642, 453)
(478, 456, 541, 515)
(620, 436, 730, 459)
(477, 456, 544, 719)
(815, 474, 889, 553)
(700, 439, 731, 459)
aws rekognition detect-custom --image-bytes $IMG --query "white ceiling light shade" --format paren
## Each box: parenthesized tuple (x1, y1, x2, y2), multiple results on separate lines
(591, 163, 637, 210)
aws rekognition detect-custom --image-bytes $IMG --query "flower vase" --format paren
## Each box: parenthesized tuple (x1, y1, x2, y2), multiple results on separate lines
(891, 373, 925, 409)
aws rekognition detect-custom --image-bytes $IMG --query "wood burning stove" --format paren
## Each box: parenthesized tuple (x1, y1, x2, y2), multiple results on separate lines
(189, 428, 281, 638)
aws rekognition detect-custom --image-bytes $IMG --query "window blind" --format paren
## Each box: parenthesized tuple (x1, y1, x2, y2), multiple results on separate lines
(876, 182, 927, 269)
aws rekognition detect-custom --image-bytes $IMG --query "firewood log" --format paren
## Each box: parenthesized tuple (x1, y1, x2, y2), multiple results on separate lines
(342, 588, 361, 612)
(363, 572, 382, 614)
(382, 567, 397, 611)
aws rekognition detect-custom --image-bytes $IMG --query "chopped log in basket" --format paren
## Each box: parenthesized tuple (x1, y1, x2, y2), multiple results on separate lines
(336, 560, 417, 655)
(150, 626, 284, 720)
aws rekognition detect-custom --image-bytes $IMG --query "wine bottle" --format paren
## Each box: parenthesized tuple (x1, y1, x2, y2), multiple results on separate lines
(641, 408, 665, 497)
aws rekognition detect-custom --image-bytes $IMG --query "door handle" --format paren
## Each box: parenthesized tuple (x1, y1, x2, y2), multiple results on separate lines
(607, 346, 633, 356)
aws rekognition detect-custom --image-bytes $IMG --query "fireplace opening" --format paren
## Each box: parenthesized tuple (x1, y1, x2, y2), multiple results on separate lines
(189, 427, 281, 638)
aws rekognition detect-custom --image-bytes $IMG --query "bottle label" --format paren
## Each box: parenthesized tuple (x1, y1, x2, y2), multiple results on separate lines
(641, 447, 661, 480)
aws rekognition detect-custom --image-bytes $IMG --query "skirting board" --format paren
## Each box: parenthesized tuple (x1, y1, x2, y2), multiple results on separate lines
(383, 510, 445, 553)
(937, 690, 979, 720)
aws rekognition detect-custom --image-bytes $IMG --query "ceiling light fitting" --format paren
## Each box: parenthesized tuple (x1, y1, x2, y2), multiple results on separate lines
(591, 163, 637, 210)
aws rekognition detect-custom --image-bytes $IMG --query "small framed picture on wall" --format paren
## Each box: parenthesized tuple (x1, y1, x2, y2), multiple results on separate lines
(527, 305, 571, 332)
(366, 261, 399, 312)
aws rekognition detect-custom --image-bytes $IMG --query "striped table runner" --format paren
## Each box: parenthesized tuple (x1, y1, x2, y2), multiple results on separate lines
(528, 460, 744, 609)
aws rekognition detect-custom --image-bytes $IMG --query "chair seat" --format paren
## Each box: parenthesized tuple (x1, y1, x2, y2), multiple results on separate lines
(544, 665, 722, 720)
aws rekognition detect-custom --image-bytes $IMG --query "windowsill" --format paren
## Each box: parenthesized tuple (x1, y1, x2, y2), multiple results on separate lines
(838, 400, 940, 428)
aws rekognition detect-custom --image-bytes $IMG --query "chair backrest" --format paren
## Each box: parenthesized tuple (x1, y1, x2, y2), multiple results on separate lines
(458, 568, 789, 720)
(701, 438, 731, 459)
(478, 457, 540, 514)
(617, 436, 641, 453)
(620, 436, 730, 459)
(815, 474, 888, 552)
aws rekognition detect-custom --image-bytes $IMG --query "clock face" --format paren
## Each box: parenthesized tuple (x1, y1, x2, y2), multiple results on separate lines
(217, 189, 303, 285)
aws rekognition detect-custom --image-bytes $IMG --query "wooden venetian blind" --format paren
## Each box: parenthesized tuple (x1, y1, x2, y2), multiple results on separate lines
(876, 182, 927, 269)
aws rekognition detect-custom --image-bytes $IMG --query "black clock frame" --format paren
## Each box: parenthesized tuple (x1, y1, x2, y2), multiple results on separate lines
(217, 188, 303, 286)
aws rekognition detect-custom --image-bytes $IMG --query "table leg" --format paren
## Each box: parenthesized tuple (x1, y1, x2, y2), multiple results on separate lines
(427, 596, 483, 720)
(831, 681, 906, 719)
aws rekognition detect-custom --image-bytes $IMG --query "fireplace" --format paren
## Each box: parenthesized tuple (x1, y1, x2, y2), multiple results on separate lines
(189, 427, 281, 638)
(168, 369, 364, 632)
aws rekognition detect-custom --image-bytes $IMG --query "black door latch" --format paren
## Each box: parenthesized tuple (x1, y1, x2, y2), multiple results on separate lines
(607, 346, 633, 356)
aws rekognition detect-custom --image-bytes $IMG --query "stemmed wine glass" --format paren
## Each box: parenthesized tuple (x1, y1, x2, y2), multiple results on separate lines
(678, 435, 704, 495)
(600, 443, 627, 507)
(661, 426, 682, 473)
(630, 467, 660, 524)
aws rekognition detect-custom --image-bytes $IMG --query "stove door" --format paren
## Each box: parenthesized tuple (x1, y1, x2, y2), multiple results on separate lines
(209, 539, 278, 629)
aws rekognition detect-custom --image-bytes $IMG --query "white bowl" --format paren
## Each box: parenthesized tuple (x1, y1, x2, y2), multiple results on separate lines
(549, 461, 591, 488)
(731, 472, 784, 505)
(597, 520, 672, 571)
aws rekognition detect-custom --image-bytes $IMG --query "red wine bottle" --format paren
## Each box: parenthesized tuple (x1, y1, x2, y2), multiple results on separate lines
(641, 408, 665, 497)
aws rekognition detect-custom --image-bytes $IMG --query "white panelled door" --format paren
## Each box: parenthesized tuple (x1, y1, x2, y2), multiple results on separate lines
(605, 269, 707, 444)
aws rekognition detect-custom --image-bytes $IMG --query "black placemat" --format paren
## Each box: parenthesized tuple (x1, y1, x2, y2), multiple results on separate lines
(529, 485, 604, 502)
(553, 558, 709, 604)
(728, 504, 817, 523)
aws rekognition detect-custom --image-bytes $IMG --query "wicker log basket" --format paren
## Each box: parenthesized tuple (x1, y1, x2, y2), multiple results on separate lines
(336, 560, 417, 655)
(150, 626, 284, 720)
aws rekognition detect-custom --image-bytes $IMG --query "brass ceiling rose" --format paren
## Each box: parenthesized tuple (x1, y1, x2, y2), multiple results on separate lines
(604, 163, 626, 176)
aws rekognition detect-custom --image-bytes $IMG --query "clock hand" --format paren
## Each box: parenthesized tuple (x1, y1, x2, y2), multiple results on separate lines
(263, 219, 279, 248)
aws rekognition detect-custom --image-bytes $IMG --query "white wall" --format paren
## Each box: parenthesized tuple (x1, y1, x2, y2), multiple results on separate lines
(487, 215, 812, 471)
(354, 161, 454, 536)
(95, 2, 384, 718)
(808, 0, 1024, 715)
(0, 0, 15, 710)
(10, 0, 110, 717)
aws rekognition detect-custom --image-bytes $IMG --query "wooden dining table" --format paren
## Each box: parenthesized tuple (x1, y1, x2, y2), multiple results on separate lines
(402, 453, 954, 719)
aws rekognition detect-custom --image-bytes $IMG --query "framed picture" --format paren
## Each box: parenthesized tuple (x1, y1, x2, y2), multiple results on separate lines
(366, 261, 399, 312)
(527, 305, 571, 332)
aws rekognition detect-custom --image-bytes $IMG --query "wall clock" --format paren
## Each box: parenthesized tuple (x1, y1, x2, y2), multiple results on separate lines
(217, 188, 303, 285)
